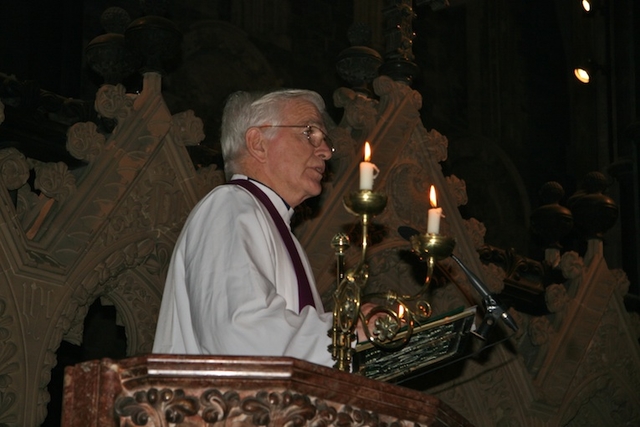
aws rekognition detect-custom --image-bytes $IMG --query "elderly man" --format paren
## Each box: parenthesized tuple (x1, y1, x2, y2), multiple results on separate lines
(153, 89, 336, 366)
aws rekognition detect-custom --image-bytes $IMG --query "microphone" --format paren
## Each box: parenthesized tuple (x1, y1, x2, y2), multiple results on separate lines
(450, 254, 519, 336)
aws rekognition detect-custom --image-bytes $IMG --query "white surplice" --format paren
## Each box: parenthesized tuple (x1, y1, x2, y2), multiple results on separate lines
(152, 174, 334, 367)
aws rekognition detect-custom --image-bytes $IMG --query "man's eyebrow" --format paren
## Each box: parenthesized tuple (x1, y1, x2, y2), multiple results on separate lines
(307, 120, 326, 128)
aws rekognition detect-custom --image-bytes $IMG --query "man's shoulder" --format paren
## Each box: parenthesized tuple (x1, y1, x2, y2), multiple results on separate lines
(200, 182, 260, 207)
(186, 183, 264, 226)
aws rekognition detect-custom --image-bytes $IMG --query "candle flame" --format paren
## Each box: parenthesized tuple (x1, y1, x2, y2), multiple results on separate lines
(429, 185, 438, 208)
(364, 142, 371, 162)
(398, 304, 405, 319)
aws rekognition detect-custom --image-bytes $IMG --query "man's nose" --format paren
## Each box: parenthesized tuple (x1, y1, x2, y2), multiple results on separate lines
(316, 139, 333, 160)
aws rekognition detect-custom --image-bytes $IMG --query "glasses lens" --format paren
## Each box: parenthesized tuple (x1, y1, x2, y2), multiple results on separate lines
(308, 126, 333, 150)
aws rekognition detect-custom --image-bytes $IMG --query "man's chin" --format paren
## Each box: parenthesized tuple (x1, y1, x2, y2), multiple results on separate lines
(306, 181, 323, 198)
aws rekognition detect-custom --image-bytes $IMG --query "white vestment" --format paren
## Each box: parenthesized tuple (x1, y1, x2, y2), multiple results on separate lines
(153, 174, 334, 367)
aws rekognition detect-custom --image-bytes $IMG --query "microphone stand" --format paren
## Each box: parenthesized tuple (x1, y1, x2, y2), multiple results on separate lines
(450, 254, 519, 339)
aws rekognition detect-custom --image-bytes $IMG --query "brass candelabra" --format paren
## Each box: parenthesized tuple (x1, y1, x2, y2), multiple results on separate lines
(330, 189, 456, 372)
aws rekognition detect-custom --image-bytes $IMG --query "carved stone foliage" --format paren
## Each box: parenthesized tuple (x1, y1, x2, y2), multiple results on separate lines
(0, 298, 18, 427)
(559, 299, 640, 426)
(60, 238, 166, 348)
(114, 387, 422, 427)
(171, 110, 205, 147)
(388, 162, 431, 230)
(30, 160, 76, 203)
(66, 121, 105, 162)
(0, 148, 29, 190)
(95, 83, 134, 121)
(193, 164, 225, 198)
(0, 148, 79, 240)
(444, 175, 468, 208)
(111, 271, 162, 355)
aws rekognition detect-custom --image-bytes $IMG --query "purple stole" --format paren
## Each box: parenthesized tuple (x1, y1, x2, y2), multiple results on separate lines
(228, 179, 316, 312)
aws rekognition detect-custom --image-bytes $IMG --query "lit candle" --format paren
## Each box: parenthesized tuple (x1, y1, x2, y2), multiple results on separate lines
(398, 304, 405, 320)
(427, 185, 443, 234)
(359, 142, 379, 190)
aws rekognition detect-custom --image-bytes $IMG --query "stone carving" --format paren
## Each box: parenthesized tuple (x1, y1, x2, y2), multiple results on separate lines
(388, 162, 430, 229)
(0, 148, 30, 190)
(558, 251, 584, 281)
(461, 217, 486, 250)
(95, 83, 134, 121)
(527, 316, 555, 376)
(545, 283, 569, 314)
(31, 161, 76, 203)
(445, 175, 468, 208)
(425, 128, 449, 164)
(333, 88, 379, 134)
(66, 122, 105, 162)
(194, 164, 225, 198)
(171, 110, 205, 147)
(0, 298, 17, 426)
(111, 272, 161, 354)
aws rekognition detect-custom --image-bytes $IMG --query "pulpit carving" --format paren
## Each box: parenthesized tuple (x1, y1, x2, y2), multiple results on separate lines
(63, 356, 472, 427)
(114, 387, 429, 427)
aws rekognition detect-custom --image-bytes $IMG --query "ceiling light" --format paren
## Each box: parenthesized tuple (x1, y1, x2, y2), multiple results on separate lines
(574, 67, 591, 84)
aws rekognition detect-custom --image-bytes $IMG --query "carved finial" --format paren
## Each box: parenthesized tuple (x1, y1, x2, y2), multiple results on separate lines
(539, 181, 565, 204)
(336, 23, 383, 96)
(530, 182, 573, 249)
(566, 171, 618, 240)
(86, 8, 139, 85)
(379, 0, 420, 85)
(100, 7, 131, 34)
(125, 15, 183, 75)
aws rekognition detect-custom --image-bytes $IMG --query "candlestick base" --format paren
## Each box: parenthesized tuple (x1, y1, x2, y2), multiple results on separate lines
(343, 190, 388, 217)
(410, 233, 456, 261)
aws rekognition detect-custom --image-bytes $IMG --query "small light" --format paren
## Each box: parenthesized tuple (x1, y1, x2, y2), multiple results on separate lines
(581, 0, 591, 12)
(574, 67, 591, 84)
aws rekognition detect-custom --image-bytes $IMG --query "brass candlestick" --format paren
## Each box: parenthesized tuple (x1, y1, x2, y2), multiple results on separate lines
(331, 190, 387, 371)
(330, 190, 458, 372)
(410, 233, 456, 281)
(343, 190, 388, 263)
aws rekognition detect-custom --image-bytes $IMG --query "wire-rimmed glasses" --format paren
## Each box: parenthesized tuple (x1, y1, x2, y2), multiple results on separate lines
(258, 125, 334, 152)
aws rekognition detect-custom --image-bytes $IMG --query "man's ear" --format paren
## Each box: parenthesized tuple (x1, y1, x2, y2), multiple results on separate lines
(245, 127, 268, 162)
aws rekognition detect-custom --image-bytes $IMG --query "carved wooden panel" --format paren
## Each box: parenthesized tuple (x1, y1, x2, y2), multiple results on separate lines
(62, 355, 475, 427)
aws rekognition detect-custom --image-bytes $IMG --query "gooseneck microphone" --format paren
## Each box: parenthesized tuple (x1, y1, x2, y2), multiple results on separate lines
(450, 254, 519, 337)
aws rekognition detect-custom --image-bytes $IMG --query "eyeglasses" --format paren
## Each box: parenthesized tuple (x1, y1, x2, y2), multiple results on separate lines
(258, 125, 334, 152)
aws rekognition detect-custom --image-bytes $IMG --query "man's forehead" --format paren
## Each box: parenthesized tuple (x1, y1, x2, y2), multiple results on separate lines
(283, 99, 323, 121)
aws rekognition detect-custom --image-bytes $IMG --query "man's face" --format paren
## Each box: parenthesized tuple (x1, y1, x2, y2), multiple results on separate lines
(261, 99, 333, 207)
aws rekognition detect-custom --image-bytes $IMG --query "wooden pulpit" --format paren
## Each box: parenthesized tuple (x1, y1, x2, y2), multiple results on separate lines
(62, 354, 474, 426)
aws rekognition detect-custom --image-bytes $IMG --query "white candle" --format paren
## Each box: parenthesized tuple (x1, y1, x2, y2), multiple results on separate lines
(359, 142, 378, 190)
(427, 185, 442, 234)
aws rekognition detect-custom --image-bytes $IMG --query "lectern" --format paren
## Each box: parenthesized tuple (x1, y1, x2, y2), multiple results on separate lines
(62, 354, 474, 426)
